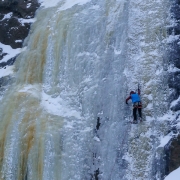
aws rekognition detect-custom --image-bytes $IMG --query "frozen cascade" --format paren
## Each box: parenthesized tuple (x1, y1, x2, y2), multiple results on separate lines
(125, 0, 170, 180)
(0, 0, 171, 180)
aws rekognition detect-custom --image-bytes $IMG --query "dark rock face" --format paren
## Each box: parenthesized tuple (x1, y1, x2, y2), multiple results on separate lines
(165, 135, 180, 175)
(0, 17, 30, 49)
(0, 0, 40, 49)
(0, 0, 40, 90)
(168, 0, 180, 111)
(164, 0, 180, 178)
(0, 0, 39, 19)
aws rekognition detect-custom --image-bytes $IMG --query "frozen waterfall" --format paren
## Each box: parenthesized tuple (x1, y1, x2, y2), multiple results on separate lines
(0, 0, 171, 180)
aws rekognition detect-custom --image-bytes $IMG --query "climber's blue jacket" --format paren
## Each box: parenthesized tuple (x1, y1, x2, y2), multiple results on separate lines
(126, 89, 141, 104)
(130, 93, 141, 103)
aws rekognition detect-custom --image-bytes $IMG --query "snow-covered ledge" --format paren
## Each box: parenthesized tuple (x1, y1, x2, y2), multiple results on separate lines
(164, 167, 180, 180)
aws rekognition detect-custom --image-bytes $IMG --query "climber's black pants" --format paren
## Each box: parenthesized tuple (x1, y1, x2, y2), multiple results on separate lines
(133, 102, 142, 121)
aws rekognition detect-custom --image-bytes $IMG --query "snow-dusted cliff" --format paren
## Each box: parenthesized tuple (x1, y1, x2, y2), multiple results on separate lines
(0, 0, 180, 180)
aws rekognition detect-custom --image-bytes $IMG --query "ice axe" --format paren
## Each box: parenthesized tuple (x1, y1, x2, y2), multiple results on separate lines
(138, 83, 141, 91)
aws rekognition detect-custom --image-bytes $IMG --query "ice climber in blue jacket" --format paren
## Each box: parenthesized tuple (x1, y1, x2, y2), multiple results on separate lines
(126, 88, 142, 124)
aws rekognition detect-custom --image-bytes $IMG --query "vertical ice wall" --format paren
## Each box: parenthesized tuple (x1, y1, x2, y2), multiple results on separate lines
(0, 0, 172, 179)
(0, 0, 131, 179)
(125, 0, 171, 180)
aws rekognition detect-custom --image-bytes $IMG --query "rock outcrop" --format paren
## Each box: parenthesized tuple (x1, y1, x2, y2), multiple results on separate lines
(0, 0, 40, 58)
(166, 0, 180, 176)
(165, 135, 180, 175)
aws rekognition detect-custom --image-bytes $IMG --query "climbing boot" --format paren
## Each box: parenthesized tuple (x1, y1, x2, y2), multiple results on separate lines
(139, 117, 142, 122)
(132, 120, 138, 124)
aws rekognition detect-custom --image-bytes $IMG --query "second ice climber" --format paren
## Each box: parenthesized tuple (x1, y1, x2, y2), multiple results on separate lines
(126, 88, 142, 124)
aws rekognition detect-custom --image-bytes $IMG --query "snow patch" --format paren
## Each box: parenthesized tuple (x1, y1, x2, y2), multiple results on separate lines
(0, 43, 21, 63)
(158, 134, 171, 148)
(158, 111, 176, 121)
(145, 116, 154, 121)
(41, 91, 81, 119)
(58, 0, 91, 11)
(18, 18, 36, 25)
(145, 103, 153, 110)
(38, 0, 91, 9)
(170, 96, 180, 109)
(168, 64, 180, 73)
(164, 167, 180, 180)
(93, 136, 100, 142)
(15, 40, 23, 43)
(38, 0, 62, 8)
(27, 3, 32, 8)
(164, 35, 180, 43)
(77, 52, 99, 58)
(114, 49, 121, 55)
(19, 84, 41, 99)
(89, 5, 100, 10)
(176, 122, 180, 130)
(1, 12, 13, 21)
(155, 68, 163, 75)
(0, 66, 14, 78)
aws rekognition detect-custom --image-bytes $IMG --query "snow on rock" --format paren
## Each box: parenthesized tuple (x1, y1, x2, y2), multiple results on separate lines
(168, 64, 180, 73)
(18, 84, 41, 99)
(41, 91, 81, 119)
(38, 0, 91, 9)
(58, 0, 92, 11)
(0, 43, 21, 63)
(93, 136, 100, 142)
(18, 84, 82, 119)
(1, 12, 13, 21)
(0, 66, 14, 78)
(18, 18, 37, 26)
(164, 167, 180, 180)
(158, 111, 176, 121)
(164, 34, 180, 44)
(158, 134, 172, 148)
(38, 0, 61, 8)
(0, 43, 26, 63)
(176, 122, 180, 131)
(170, 97, 180, 109)
(26, 3, 32, 9)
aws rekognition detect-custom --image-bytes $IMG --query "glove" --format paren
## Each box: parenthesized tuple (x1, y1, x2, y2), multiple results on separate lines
(126, 102, 128, 105)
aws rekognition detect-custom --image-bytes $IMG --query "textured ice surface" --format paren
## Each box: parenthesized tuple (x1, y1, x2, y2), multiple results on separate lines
(0, 0, 174, 180)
